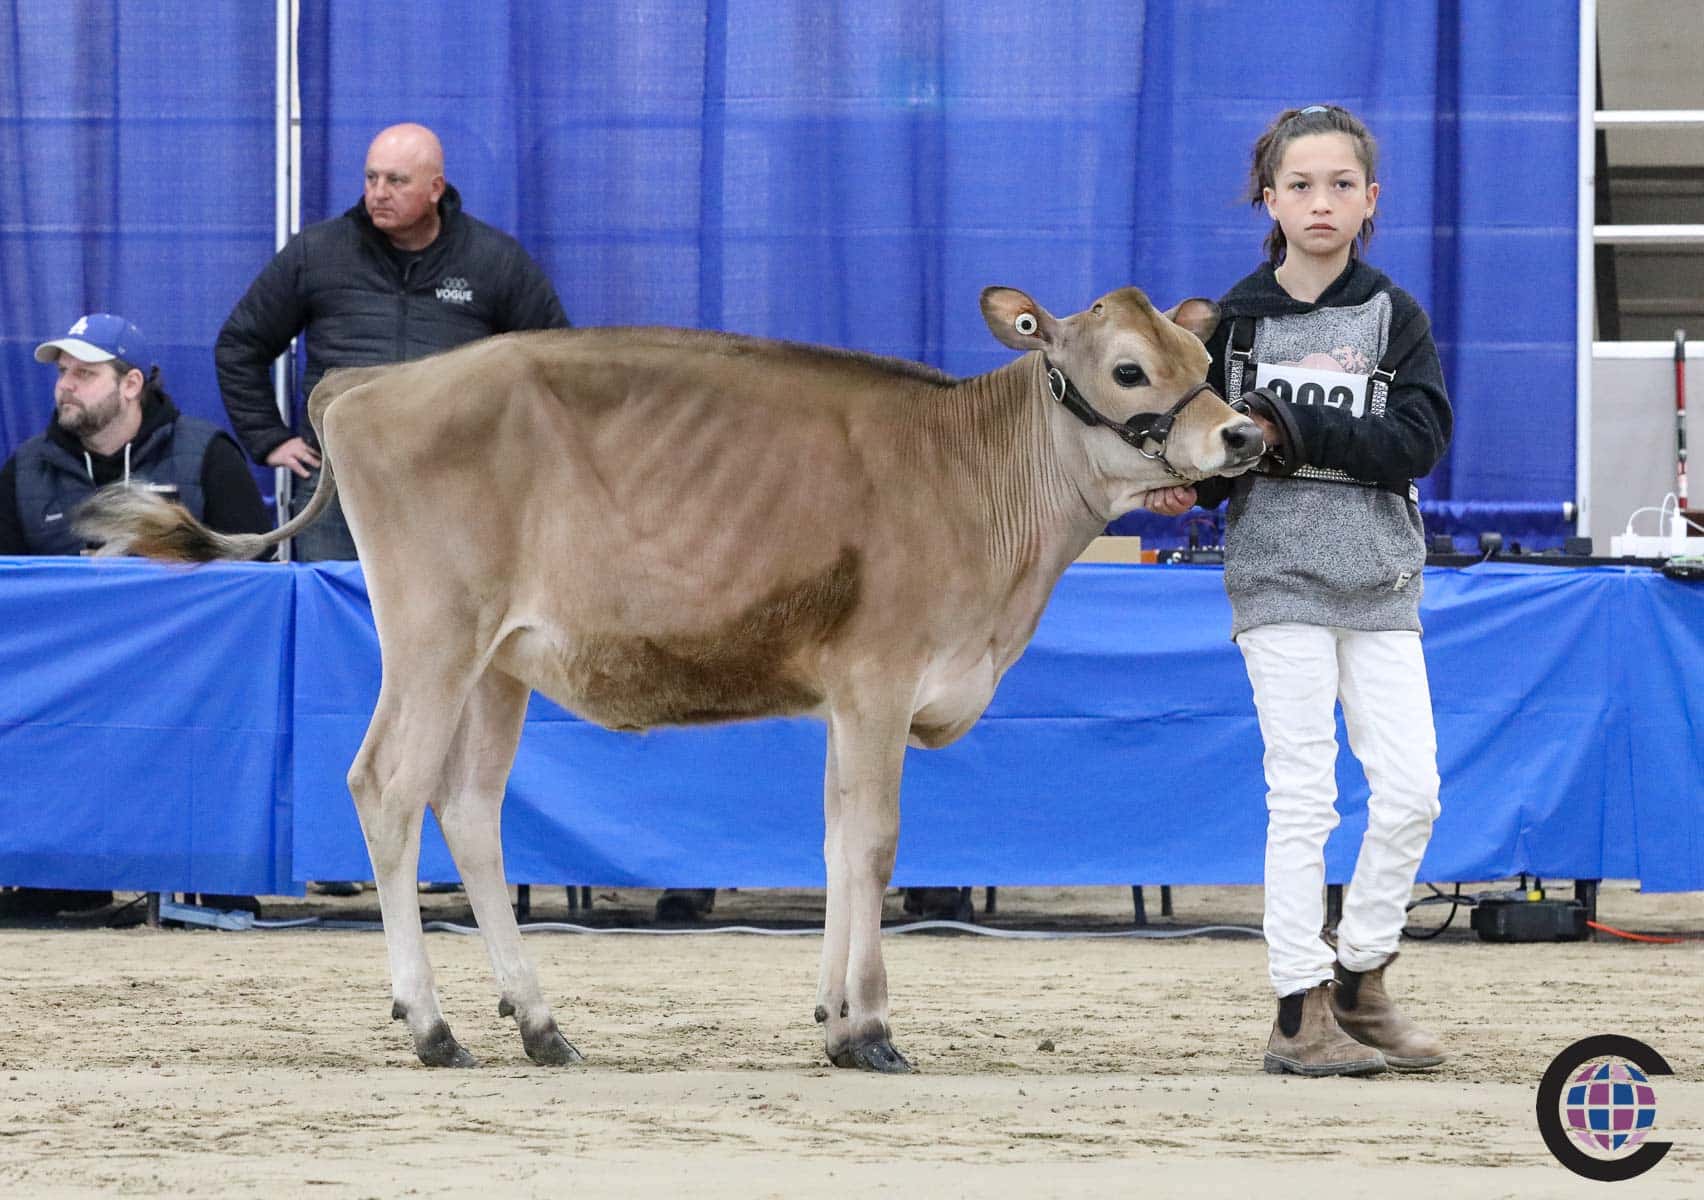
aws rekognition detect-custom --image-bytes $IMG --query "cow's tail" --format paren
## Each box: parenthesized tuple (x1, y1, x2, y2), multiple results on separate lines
(74, 365, 378, 563)
(75, 463, 338, 563)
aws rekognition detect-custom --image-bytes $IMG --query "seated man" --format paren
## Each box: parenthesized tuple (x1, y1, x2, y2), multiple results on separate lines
(0, 313, 271, 919)
(0, 313, 270, 555)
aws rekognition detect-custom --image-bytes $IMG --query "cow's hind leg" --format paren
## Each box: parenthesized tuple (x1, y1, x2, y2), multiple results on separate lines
(815, 727, 853, 1053)
(348, 672, 479, 1067)
(822, 693, 912, 1073)
(434, 669, 583, 1066)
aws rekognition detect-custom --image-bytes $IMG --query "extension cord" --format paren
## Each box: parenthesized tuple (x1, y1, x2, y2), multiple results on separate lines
(158, 899, 256, 931)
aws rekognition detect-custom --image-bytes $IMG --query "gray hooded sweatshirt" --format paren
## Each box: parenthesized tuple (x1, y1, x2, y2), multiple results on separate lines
(1195, 259, 1453, 638)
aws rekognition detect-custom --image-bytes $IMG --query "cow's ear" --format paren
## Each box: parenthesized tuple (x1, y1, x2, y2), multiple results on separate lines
(981, 286, 1056, 351)
(1164, 297, 1220, 343)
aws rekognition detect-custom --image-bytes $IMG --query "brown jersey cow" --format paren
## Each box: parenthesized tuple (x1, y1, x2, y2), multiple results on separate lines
(79, 286, 1262, 1072)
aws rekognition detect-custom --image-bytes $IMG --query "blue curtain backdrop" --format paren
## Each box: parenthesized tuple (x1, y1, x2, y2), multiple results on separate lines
(298, 0, 1578, 543)
(0, 3, 1578, 538)
(0, 1, 276, 472)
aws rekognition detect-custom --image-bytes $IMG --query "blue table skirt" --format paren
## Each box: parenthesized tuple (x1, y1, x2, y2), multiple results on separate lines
(1, 557, 1698, 894)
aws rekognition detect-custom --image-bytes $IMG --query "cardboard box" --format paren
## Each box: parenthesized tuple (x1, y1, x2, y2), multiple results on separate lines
(1074, 536, 1144, 563)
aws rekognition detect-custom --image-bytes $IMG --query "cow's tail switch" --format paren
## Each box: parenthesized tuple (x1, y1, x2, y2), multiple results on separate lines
(73, 458, 339, 564)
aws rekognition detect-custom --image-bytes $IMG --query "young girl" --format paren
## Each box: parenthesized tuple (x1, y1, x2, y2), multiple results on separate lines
(1148, 105, 1452, 1076)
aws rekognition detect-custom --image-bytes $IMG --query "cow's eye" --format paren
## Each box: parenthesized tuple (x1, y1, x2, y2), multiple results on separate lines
(1113, 363, 1148, 388)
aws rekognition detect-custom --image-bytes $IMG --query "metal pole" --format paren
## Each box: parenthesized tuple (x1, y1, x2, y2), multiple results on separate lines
(1575, 879, 1599, 940)
(272, 0, 304, 558)
(1676, 330, 1690, 527)
(1577, 0, 1597, 541)
(272, 0, 293, 554)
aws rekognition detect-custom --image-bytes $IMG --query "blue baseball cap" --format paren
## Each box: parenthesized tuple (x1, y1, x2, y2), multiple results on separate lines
(34, 313, 151, 369)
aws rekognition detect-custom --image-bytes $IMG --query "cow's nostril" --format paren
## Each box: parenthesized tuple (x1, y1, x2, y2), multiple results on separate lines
(1223, 422, 1262, 456)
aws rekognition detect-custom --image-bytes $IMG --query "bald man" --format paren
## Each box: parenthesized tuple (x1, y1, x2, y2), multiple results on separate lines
(215, 122, 570, 561)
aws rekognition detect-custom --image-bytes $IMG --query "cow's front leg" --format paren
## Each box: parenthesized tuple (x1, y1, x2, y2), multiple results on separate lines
(822, 696, 912, 1073)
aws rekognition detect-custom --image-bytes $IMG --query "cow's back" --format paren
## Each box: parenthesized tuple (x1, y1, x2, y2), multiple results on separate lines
(320, 326, 986, 730)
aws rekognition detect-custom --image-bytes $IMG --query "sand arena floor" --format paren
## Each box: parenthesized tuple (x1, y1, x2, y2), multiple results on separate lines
(0, 883, 1699, 1198)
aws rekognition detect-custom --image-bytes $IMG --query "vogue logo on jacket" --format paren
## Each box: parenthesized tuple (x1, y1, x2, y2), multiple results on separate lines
(436, 276, 474, 305)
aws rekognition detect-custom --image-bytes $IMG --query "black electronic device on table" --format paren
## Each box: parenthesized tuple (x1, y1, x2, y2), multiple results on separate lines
(1153, 547, 1224, 565)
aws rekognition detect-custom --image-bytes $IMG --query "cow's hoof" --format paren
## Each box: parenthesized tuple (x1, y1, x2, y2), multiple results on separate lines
(827, 1039, 912, 1074)
(524, 1024, 585, 1067)
(417, 1020, 479, 1069)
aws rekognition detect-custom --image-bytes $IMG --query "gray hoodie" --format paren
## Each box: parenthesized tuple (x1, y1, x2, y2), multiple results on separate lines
(1196, 260, 1453, 638)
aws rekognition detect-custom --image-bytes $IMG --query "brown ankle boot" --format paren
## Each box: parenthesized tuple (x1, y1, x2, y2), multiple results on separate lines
(1331, 956, 1445, 1071)
(1264, 982, 1387, 1077)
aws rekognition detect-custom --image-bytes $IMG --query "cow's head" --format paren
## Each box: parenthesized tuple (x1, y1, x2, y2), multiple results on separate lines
(980, 286, 1264, 511)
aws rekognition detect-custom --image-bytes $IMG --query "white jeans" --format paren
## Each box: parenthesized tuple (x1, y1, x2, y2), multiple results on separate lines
(1238, 623, 1441, 997)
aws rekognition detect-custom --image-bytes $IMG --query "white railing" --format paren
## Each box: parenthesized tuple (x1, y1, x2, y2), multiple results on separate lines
(1592, 224, 1704, 243)
(1595, 109, 1704, 126)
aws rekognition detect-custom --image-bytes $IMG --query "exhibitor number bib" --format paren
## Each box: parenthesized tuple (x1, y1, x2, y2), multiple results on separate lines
(1251, 362, 1371, 419)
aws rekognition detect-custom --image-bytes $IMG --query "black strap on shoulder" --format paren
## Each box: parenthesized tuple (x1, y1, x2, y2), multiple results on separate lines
(1371, 309, 1431, 386)
(1370, 309, 1430, 503)
(1228, 316, 1255, 362)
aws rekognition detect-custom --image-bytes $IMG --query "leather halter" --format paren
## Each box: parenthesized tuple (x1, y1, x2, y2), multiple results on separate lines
(1044, 357, 1219, 481)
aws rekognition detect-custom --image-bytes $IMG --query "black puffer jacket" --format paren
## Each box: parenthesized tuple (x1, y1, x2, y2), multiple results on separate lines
(215, 184, 570, 461)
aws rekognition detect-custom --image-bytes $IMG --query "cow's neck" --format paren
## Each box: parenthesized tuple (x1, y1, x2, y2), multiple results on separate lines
(925, 356, 1110, 605)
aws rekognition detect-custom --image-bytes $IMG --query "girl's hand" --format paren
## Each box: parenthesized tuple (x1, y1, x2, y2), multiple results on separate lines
(1144, 485, 1197, 516)
(1249, 412, 1282, 452)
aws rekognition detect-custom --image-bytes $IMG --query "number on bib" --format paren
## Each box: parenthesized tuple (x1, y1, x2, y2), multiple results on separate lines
(1251, 362, 1371, 419)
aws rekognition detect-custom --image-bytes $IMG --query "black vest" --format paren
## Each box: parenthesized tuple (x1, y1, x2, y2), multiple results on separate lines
(12, 417, 220, 554)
